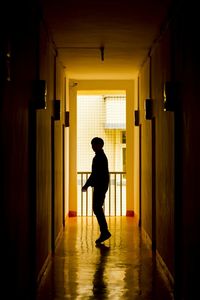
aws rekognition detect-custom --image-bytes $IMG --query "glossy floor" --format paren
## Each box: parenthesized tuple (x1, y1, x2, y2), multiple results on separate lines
(36, 216, 174, 299)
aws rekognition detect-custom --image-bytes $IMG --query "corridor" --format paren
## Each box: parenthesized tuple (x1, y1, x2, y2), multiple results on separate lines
(36, 217, 174, 300)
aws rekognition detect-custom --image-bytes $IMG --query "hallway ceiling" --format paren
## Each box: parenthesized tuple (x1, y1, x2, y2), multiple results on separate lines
(40, 0, 172, 80)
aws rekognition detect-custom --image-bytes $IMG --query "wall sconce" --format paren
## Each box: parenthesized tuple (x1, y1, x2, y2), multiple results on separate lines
(33, 80, 47, 109)
(100, 46, 104, 61)
(54, 100, 60, 120)
(144, 98, 153, 120)
(134, 110, 139, 126)
(163, 81, 177, 112)
(163, 81, 181, 112)
(65, 111, 70, 127)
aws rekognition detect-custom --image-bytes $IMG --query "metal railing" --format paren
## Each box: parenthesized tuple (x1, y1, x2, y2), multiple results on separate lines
(77, 172, 126, 216)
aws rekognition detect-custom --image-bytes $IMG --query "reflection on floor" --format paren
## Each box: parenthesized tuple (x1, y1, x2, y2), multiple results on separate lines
(36, 216, 174, 299)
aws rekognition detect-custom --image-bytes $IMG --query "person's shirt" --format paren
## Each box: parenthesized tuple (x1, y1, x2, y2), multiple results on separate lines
(85, 149, 109, 191)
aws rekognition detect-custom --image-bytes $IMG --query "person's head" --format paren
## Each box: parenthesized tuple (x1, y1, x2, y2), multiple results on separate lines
(91, 137, 104, 152)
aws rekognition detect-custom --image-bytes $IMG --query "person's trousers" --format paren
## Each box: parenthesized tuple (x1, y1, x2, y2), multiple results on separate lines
(92, 189, 108, 234)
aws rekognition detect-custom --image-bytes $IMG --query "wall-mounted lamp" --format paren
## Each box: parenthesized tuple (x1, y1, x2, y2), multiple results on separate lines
(54, 100, 60, 120)
(163, 81, 177, 112)
(33, 80, 47, 109)
(100, 46, 104, 61)
(70, 82, 78, 88)
(65, 111, 70, 127)
(134, 110, 139, 126)
(144, 98, 153, 120)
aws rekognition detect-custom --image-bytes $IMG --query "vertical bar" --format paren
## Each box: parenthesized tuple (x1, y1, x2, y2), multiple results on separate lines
(109, 173, 111, 216)
(86, 173, 88, 216)
(62, 124, 65, 226)
(115, 173, 117, 216)
(92, 187, 94, 216)
(81, 173, 83, 217)
(103, 174, 105, 212)
(51, 117, 55, 252)
(139, 125, 142, 227)
(120, 173, 122, 216)
(29, 102, 36, 295)
(152, 118, 156, 251)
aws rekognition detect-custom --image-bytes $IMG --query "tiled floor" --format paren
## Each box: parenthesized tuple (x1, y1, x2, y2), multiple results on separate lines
(36, 216, 174, 299)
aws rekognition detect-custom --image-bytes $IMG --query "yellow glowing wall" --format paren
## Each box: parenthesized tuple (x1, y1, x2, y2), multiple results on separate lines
(69, 80, 137, 216)
(69, 83, 78, 215)
(133, 80, 140, 217)
(64, 76, 70, 217)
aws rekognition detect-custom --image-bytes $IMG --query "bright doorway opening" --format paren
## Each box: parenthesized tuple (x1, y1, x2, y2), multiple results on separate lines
(77, 91, 126, 216)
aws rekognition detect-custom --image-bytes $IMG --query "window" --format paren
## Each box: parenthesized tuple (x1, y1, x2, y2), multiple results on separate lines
(104, 96, 126, 129)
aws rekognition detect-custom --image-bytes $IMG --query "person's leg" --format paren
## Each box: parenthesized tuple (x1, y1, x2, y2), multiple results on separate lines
(93, 189, 111, 243)
(93, 190, 108, 234)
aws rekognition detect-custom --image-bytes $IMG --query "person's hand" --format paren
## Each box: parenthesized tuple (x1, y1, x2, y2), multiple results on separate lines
(82, 186, 87, 192)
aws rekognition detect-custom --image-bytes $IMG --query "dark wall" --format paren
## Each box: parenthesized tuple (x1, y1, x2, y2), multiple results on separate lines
(172, 3, 200, 299)
(0, 1, 38, 299)
(139, 2, 175, 283)
(54, 61, 65, 243)
(139, 60, 153, 240)
(0, 2, 66, 298)
(139, 1, 200, 298)
(36, 21, 55, 280)
(151, 27, 175, 277)
(36, 20, 65, 282)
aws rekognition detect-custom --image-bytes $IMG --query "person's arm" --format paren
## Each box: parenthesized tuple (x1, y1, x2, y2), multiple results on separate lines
(82, 185, 88, 192)
(82, 158, 96, 191)
(81, 174, 94, 191)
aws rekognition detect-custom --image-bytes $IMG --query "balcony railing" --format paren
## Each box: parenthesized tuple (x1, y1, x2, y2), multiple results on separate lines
(77, 172, 126, 216)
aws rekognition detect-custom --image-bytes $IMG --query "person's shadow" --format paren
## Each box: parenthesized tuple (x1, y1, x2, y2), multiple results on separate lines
(92, 244, 110, 299)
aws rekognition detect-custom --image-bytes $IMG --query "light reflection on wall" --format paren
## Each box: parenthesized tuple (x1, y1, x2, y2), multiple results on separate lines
(105, 96, 126, 129)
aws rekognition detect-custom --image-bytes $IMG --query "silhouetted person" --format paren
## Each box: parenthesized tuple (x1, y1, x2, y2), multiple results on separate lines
(82, 137, 111, 243)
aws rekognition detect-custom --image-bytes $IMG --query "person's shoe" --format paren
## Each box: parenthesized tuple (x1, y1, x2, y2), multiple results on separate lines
(95, 231, 111, 244)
